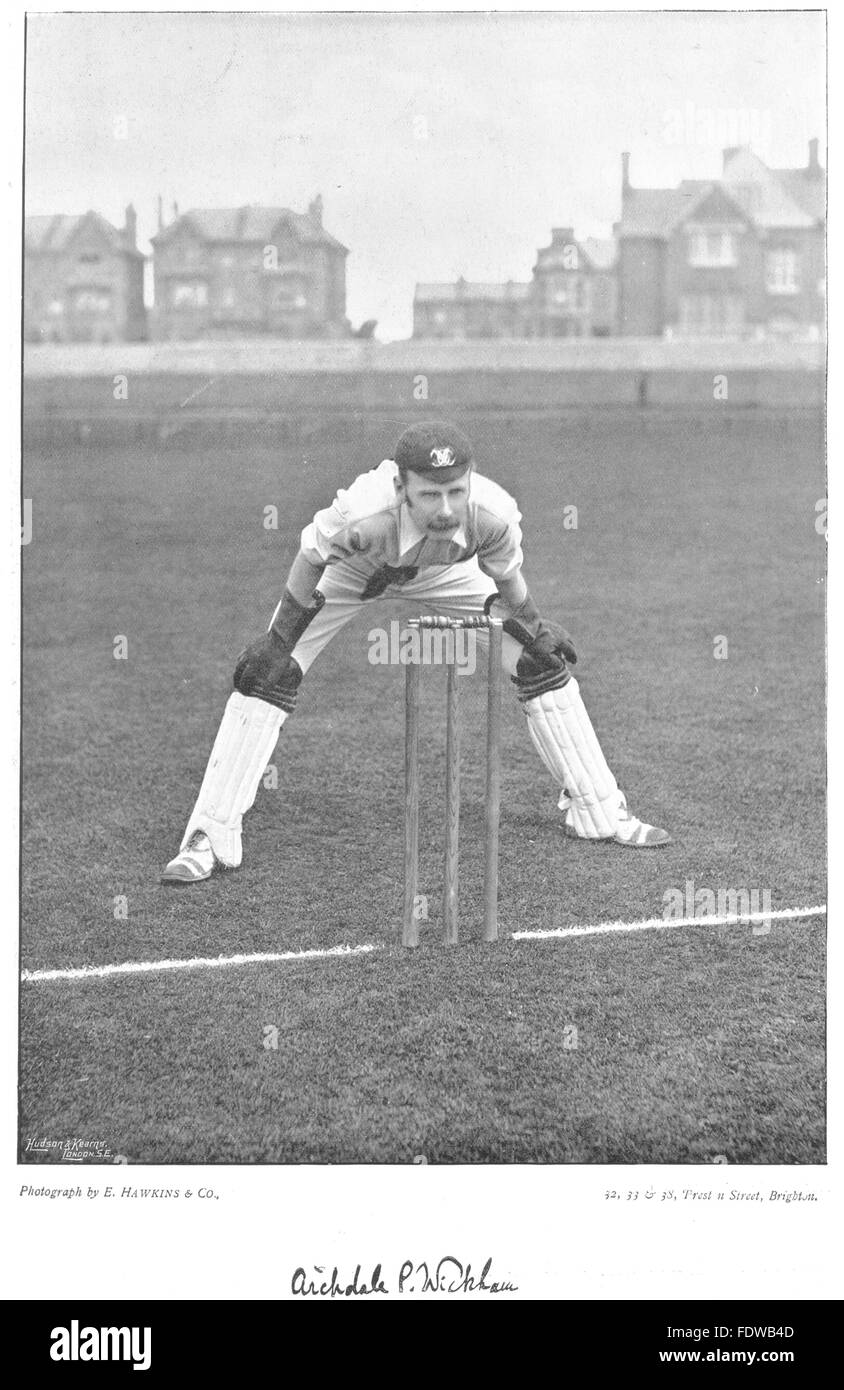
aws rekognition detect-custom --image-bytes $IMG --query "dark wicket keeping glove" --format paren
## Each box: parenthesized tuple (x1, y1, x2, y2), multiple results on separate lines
(525, 618, 578, 668)
(510, 618, 577, 702)
(233, 589, 325, 706)
(484, 591, 578, 671)
(233, 629, 298, 699)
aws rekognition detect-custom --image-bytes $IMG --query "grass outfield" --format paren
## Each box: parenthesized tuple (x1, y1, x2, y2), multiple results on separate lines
(20, 410, 826, 1163)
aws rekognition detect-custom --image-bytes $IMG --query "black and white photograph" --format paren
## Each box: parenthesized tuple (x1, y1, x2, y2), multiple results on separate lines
(10, 2, 830, 1288)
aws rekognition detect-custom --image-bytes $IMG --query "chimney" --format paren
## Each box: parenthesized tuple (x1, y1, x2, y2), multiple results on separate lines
(551, 227, 574, 246)
(808, 137, 819, 171)
(722, 145, 741, 174)
(157, 195, 164, 233)
(621, 151, 630, 195)
(124, 202, 137, 249)
(309, 193, 323, 227)
(172, 201, 179, 222)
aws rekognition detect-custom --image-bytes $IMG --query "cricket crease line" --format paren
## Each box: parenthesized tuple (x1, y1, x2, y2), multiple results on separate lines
(512, 903, 827, 940)
(21, 943, 379, 983)
(20, 905, 826, 984)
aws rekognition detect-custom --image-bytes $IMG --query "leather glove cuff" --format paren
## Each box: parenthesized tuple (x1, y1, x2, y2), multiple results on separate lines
(269, 588, 325, 650)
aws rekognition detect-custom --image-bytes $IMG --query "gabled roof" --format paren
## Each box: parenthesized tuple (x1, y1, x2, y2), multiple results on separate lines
(618, 186, 703, 238)
(619, 146, 826, 239)
(774, 169, 826, 223)
(723, 180, 815, 229)
(675, 181, 757, 230)
(24, 210, 139, 256)
(153, 205, 347, 253)
(721, 149, 816, 229)
(415, 281, 531, 303)
(622, 179, 755, 238)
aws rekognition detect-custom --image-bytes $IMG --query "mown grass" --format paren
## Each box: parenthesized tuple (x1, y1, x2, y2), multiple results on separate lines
(20, 409, 826, 1162)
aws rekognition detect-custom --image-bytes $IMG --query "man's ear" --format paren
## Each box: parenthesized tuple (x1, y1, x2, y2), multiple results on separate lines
(394, 473, 407, 501)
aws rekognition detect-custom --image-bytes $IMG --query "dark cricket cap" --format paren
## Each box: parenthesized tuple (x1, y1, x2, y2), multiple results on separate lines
(393, 421, 475, 480)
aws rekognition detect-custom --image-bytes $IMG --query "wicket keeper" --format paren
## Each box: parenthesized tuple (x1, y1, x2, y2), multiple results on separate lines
(162, 420, 671, 882)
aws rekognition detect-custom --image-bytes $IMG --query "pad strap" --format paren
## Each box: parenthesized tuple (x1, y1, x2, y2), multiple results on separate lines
(243, 657, 303, 713)
(513, 662, 572, 702)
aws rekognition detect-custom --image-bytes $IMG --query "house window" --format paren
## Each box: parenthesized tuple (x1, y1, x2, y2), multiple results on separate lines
(272, 276, 307, 311)
(78, 253, 101, 265)
(551, 277, 575, 308)
(766, 249, 799, 295)
(574, 279, 590, 312)
(73, 289, 112, 313)
(46, 299, 64, 316)
(678, 294, 744, 334)
(172, 282, 208, 308)
(687, 230, 738, 268)
(221, 288, 236, 309)
(551, 279, 591, 313)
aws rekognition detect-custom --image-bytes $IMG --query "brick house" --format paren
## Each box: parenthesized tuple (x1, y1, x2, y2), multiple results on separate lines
(151, 197, 349, 339)
(617, 141, 825, 338)
(413, 278, 531, 338)
(413, 231, 617, 338)
(24, 206, 146, 343)
(530, 229, 616, 337)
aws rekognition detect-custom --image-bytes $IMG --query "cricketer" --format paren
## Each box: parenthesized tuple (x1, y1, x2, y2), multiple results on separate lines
(162, 421, 671, 882)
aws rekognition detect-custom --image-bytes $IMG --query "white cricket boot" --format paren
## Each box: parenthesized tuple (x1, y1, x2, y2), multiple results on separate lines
(161, 829, 218, 883)
(558, 788, 672, 848)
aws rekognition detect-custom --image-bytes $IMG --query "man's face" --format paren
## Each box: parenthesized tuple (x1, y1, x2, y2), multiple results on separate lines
(396, 468, 473, 537)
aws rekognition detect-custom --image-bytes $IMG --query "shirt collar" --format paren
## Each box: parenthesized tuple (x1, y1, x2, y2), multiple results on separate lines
(399, 501, 468, 555)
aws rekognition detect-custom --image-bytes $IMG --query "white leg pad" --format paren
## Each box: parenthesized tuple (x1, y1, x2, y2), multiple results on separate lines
(523, 677, 620, 838)
(180, 692, 286, 866)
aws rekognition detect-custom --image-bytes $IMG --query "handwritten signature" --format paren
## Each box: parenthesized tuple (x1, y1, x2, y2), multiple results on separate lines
(292, 1258, 517, 1297)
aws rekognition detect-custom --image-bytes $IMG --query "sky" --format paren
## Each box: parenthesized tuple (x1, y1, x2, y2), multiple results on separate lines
(24, 10, 826, 340)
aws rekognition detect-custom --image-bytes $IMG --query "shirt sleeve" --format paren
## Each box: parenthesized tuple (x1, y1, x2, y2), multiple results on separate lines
(300, 507, 372, 565)
(476, 501, 524, 581)
(299, 465, 391, 565)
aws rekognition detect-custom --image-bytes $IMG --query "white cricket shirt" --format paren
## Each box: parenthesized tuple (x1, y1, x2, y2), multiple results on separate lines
(300, 459, 524, 581)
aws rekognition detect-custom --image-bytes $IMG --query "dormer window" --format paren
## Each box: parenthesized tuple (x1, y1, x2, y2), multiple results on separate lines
(687, 229, 738, 268)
